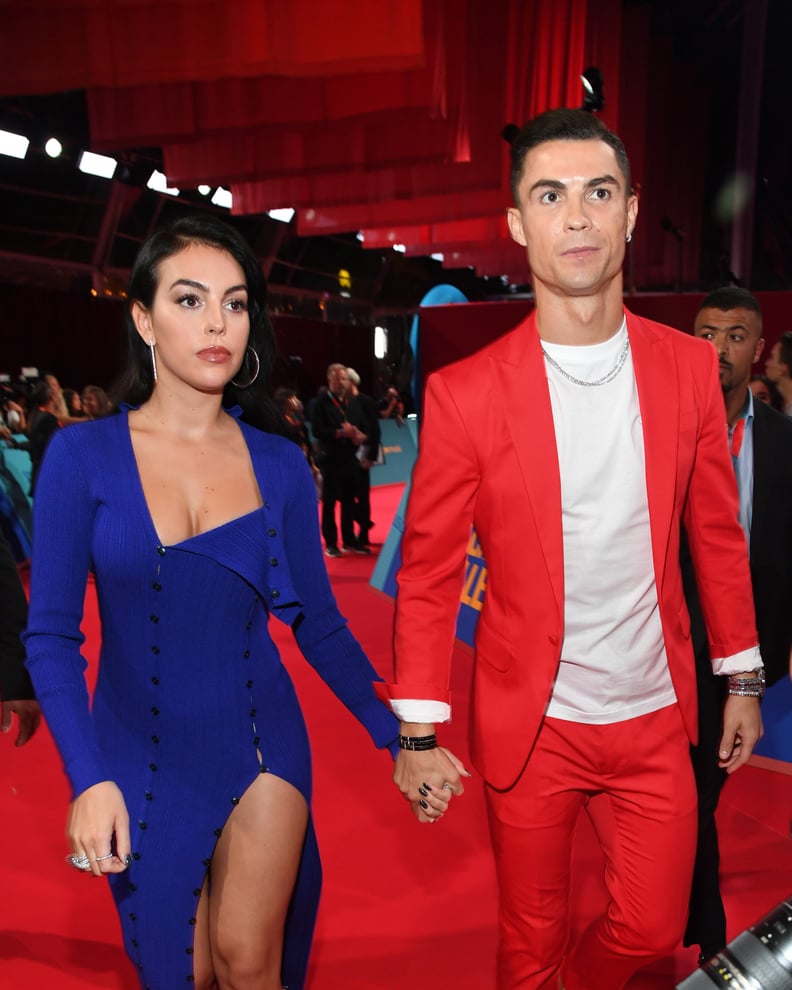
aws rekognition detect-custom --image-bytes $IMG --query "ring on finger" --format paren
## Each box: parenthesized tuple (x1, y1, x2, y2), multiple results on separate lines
(95, 852, 114, 863)
(442, 782, 454, 792)
(66, 853, 92, 872)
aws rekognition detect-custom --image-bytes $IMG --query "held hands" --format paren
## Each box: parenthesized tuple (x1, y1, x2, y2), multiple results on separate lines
(67, 780, 131, 876)
(393, 746, 472, 824)
(718, 695, 763, 773)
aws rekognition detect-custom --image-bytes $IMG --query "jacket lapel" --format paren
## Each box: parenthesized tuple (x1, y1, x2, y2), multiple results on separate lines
(627, 311, 679, 590)
(493, 313, 564, 615)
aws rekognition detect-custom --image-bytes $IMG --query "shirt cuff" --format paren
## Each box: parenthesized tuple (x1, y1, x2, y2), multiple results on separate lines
(390, 699, 452, 724)
(711, 645, 763, 677)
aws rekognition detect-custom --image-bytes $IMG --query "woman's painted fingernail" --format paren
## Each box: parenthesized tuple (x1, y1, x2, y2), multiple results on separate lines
(418, 799, 429, 810)
(418, 786, 428, 797)
(422, 782, 433, 791)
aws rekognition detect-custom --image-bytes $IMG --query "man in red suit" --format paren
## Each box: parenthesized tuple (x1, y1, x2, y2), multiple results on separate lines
(375, 109, 764, 990)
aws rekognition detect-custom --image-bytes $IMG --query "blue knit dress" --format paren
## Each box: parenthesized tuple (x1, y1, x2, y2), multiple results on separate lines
(23, 408, 399, 990)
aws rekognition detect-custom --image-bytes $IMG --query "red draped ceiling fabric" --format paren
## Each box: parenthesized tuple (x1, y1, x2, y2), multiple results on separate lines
(0, 0, 643, 280)
(0, 0, 426, 90)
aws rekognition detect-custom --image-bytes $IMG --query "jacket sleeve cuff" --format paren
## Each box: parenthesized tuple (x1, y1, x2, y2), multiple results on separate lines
(711, 645, 763, 676)
(373, 682, 452, 723)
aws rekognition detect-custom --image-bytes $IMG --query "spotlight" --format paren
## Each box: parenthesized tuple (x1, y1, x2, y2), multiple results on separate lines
(211, 186, 232, 209)
(44, 137, 63, 158)
(0, 128, 29, 159)
(676, 897, 792, 989)
(78, 150, 117, 179)
(580, 66, 604, 113)
(146, 169, 180, 196)
(267, 208, 295, 223)
(197, 185, 212, 196)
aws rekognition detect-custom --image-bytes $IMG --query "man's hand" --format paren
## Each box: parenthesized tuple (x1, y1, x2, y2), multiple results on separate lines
(719, 694, 762, 773)
(1, 699, 42, 746)
(393, 746, 471, 823)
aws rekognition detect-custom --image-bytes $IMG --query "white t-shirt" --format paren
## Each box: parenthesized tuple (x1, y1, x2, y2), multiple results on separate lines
(542, 321, 676, 723)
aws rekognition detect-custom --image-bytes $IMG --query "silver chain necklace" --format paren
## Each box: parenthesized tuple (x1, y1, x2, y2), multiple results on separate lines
(542, 335, 630, 387)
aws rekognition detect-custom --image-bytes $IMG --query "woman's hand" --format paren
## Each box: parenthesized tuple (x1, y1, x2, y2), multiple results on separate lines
(67, 780, 131, 876)
(393, 746, 471, 824)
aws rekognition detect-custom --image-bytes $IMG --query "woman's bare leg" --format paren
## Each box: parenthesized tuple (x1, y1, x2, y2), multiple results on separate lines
(204, 772, 308, 990)
(192, 873, 217, 990)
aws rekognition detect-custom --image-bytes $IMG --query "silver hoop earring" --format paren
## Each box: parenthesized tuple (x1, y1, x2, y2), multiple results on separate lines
(231, 346, 260, 389)
(148, 339, 158, 382)
(626, 232, 632, 243)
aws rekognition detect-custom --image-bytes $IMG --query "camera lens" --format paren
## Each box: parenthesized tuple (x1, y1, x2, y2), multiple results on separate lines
(676, 898, 792, 989)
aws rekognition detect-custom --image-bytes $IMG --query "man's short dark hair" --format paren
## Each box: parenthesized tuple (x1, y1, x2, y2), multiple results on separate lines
(509, 108, 631, 204)
(698, 286, 762, 318)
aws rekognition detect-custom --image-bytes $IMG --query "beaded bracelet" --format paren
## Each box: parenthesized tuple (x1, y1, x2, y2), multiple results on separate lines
(398, 733, 438, 751)
(727, 668, 765, 699)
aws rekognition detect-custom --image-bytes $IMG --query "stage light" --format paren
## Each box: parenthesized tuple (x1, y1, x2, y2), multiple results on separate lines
(146, 169, 180, 196)
(0, 128, 29, 159)
(197, 184, 212, 196)
(211, 186, 232, 208)
(393, 243, 406, 253)
(431, 252, 445, 262)
(374, 326, 388, 359)
(267, 208, 295, 223)
(581, 66, 604, 113)
(677, 896, 792, 989)
(44, 137, 63, 158)
(78, 150, 117, 179)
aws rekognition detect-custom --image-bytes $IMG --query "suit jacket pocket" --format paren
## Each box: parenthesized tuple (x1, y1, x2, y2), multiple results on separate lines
(475, 620, 513, 673)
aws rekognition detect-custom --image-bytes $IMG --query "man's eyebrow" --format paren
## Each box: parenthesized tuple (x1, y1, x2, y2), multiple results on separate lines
(528, 178, 565, 195)
(698, 321, 749, 333)
(527, 174, 622, 195)
(586, 174, 620, 188)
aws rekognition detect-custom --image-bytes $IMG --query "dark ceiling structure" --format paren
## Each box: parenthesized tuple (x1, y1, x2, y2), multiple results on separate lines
(0, 0, 790, 327)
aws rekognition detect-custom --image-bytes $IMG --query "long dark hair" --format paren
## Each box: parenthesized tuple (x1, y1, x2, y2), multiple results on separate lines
(113, 215, 285, 434)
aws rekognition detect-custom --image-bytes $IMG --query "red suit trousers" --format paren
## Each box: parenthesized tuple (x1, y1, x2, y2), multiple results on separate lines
(485, 704, 697, 990)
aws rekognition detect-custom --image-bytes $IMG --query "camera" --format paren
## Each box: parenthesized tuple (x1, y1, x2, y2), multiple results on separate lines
(677, 897, 792, 989)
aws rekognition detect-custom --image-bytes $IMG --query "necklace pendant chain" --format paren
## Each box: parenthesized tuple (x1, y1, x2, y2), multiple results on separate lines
(542, 336, 630, 387)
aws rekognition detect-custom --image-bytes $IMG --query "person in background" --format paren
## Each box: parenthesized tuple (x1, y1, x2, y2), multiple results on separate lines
(378, 385, 405, 424)
(0, 530, 40, 746)
(274, 386, 320, 496)
(311, 364, 369, 557)
(25, 380, 61, 496)
(685, 286, 792, 962)
(80, 384, 112, 419)
(376, 108, 762, 990)
(749, 373, 783, 412)
(1, 387, 27, 434)
(61, 388, 85, 419)
(24, 215, 398, 990)
(346, 368, 380, 548)
(763, 330, 792, 416)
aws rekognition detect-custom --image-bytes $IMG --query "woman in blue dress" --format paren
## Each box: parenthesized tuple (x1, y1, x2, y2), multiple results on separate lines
(24, 216, 399, 990)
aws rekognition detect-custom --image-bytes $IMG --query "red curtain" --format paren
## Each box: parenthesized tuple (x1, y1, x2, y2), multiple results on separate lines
(2, 0, 711, 289)
(85, 0, 449, 151)
(0, 0, 425, 93)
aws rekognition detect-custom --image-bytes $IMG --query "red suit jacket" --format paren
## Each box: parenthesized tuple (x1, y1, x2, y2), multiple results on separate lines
(377, 309, 759, 791)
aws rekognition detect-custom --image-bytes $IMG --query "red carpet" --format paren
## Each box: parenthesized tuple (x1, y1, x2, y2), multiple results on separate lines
(2, 482, 791, 989)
